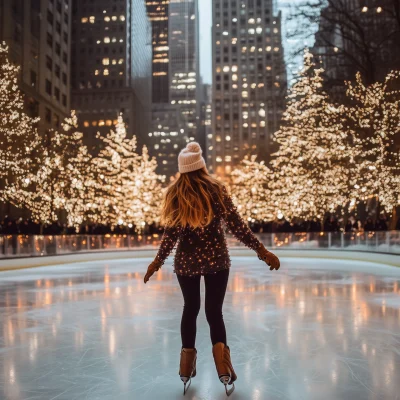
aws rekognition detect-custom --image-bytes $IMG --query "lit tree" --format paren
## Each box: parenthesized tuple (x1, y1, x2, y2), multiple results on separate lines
(0, 43, 40, 206)
(21, 111, 97, 227)
(92, 114, 139, 225)
(93, 115, 165, 231)
(123, 145, 166, 230)
(270, 50, 351, 221)
(230, 155, 275, 222)
(344, 71, 400, 214)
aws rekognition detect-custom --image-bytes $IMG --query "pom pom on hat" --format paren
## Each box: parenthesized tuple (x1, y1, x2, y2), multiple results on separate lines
(178, 142, 206, 173)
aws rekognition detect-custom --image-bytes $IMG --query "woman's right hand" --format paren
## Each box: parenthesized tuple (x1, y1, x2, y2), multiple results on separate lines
(144, 259, 162, 284)
(256, 245, 280, 271)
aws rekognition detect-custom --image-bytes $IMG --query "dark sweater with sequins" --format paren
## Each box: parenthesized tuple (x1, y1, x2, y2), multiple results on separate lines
(155, 187, 262, 276)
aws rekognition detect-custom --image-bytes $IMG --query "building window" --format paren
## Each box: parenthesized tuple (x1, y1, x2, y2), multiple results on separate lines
(47, 10, 53, 24)
(47, 32, 53, 47)
(55, 64, 60, 78)
(45, 107, 51, 123)
(53, 113, 60, 127)
(30, 70, 37, 87)
(45, 79, 52, 95)
(62, 94, 67, 106)
(54, 87, 60, 101)
(46, 55, 53, 70)
(63, 31, 68, 44)
(62, 52, 67, 63)
(62, 72, 67, 85)
(55, 42, 61, 55)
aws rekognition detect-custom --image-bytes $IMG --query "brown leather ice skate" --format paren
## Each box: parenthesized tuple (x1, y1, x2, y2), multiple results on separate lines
(179, 347, 197, 395)
(212, 342, 237, 396)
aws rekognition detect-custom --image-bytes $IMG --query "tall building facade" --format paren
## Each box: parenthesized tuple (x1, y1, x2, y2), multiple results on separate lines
(211, 0, 287, 177)
(71, 0, 152, 151)
(146, 0, 170, 103)
(0, 0, 72, 132)
(148, 0, 200, 179)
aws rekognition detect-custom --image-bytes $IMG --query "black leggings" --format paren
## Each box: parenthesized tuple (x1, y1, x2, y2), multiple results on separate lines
(177, 268, 230, 349)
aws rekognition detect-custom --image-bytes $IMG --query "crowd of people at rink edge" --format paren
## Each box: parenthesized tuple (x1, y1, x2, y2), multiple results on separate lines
(0, 214, 398, 236)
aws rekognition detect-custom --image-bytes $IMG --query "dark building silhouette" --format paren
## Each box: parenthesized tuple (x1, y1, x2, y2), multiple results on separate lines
(71, 0, 152, 152)
(0, 0, 72, 132)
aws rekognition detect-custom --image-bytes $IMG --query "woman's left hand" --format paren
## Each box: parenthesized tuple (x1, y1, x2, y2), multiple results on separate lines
(144, 260, 162, 284)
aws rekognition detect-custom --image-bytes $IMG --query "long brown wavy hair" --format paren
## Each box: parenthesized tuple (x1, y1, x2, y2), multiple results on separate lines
(161, 167, 227, 229)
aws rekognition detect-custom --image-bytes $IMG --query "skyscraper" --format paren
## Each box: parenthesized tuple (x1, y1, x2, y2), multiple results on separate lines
(0, 0, 72, 133)
(71, 0, 152, 151)
(211, 0, 287, 177)
(148, 0, 200, 179)
(146, 0, 170, 103)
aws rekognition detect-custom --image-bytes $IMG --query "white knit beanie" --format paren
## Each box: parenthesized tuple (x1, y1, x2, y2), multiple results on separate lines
(178, 142, 206, 173)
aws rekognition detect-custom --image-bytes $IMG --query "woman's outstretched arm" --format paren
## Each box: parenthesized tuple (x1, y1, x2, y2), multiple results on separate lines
(154, 225, 181, 266)
(144, 225, 180, 283)
(221, 187, 280, 270)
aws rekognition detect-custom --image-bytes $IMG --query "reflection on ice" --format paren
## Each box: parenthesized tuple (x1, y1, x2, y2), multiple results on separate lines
(0, 257, 400, 399)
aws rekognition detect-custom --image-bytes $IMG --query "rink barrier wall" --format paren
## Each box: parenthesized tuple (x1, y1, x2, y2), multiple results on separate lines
(0, 231, 399, 271)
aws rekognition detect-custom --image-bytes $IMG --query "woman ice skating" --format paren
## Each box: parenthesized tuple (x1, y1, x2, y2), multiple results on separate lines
(144, 142, 280, 396)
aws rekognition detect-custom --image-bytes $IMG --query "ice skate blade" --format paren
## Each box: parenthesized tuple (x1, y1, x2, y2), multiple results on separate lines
(181, 377, 191, 395)
(220, 376, 235, 396)
(224, 382, 235, 396)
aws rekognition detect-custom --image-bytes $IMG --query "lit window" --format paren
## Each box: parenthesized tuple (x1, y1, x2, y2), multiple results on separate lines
(104, 16, 110, 22)
(96, 40, 101, 44)
(92, 121, 98, 126)
(266, 46, 272, 51)
(225, 156, 231, 162)
(362, 6, 368, 12)
(112, 16, 117, 21)
(112, 59, 117, 65)
(223, 66, 230, 72)
(232, 66, 238, 72)
(377, 6, 382, 12)
(99, 120, 105, 126)
(89, 16, 95, 23)
(102, 58, 110, 65)
(256, 27, 262, 34)
(103, 69, 109, 75)
(259, 109, 266, 117)
(334, 47, 339, 52)
(226, 135, 231, 141)
(113, 120, 118, 125)
(248, 18, 255, 24)
(232, 74, 238, 81)
(120, 15, 126, 21)
(106, 120, 112, 126)
(119, 39, 124, 43)
(273, 28, 279, 33)
(112, 37, 117, 43)
(104, 37, 110, 43)
(248, 28, 255, 34)
(216, 156, 222, 162)
(83, 121, 89, 127)
(223, 31, 228, 36)
(274, 47, 279, 52)
(95, 70, 99, 75)
(118, 59, 124, 64)
(81, 17, 88, 23)
(242, 91, 248, 98)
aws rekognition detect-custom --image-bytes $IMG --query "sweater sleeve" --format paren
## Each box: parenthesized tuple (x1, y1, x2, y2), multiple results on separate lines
(221, 187, 261, 251)
(154, 225, 180, 265)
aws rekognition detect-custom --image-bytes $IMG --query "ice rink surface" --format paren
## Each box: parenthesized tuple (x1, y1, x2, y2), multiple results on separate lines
(1, 256, 400, 400)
